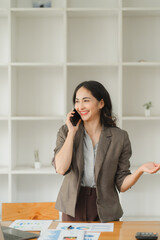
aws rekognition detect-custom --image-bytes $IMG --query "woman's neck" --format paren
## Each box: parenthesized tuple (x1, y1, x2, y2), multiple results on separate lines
(84, 119, 102, 147)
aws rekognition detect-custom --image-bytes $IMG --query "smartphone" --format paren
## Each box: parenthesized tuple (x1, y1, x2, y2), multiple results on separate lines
(70, 109, 81, 126)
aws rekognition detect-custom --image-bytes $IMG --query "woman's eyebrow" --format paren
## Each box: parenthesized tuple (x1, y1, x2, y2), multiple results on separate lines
(75, 97, 91, 100)
(83, 97, 91, 99)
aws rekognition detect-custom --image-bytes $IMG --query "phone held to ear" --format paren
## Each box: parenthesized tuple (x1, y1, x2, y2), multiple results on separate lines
(70, 109, 81, 126)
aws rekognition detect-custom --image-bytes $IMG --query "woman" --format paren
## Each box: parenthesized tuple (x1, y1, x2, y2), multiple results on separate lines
(52, 80, 160, 222)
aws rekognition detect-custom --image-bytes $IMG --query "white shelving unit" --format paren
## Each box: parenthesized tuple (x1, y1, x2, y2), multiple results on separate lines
(0, 0, 160, 221)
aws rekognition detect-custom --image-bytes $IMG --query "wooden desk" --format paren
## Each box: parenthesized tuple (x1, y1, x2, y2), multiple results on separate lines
(1, 221, 160, 240)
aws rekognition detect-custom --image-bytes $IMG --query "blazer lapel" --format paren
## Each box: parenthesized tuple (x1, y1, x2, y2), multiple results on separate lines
(94, 126, 112, 182)
(74, 124, 84, 175)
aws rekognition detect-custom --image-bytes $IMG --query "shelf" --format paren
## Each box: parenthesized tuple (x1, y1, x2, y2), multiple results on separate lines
(11, 62, 64, 67)
(11, 116, 65, 121)
(11, 166, 56, 174)
(11, 8, 64, 17)
(122, 116, 160, 120)
(123, 62, 160, 66)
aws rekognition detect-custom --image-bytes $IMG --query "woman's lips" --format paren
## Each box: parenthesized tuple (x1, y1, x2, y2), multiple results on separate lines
(79, 111, 88, 116)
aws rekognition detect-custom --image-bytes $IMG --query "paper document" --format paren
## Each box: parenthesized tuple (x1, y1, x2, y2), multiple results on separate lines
(56, 222, 114, 232)
(38, 229, 100, 240)
(9, 220, 53, 231)
(38, 230, 61, 240)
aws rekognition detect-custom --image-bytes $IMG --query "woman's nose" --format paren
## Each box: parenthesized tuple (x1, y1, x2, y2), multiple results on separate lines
(77, 101, 84, 110)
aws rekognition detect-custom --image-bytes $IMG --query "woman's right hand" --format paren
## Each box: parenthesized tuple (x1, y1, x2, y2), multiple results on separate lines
(66, 110, 81, 134)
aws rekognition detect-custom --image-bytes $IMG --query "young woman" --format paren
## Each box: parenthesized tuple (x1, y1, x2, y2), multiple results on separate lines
(52, 80, 160, 222)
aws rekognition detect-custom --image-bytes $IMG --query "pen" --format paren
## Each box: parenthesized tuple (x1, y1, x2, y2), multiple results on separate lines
(67, 225, 72, 230)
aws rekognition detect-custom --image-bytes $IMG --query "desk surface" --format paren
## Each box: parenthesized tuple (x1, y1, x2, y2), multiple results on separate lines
(1, 221, 160, 240)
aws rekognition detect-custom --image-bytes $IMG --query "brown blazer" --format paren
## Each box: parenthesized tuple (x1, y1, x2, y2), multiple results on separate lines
(52, 123, 132, 222)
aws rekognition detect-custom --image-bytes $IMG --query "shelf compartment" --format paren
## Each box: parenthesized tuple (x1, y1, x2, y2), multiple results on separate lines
(11, 120, 63, 169)
(122, 120, 160, 166)
(0, 15, 9, 64)
(0, 175, 9, 218)
(0, 9, 8, 17)
(11, 0, 65, 8)
(123, 0, 160, 8)
(0, 0, 9, 9)
(67, 66, 119, 116)
(123, 10, 160, 62)
(11, 174, 63, 202)
(11, 66, 65, 116)
(122, 66, 160, 117)
(0, 121, 9, 169)
(11, 11, 64, 63)
(0, 67, 9, 117)
(67, 11, 118, 63)
(121, 174, 160, 219)
(67, 0, 119, 8)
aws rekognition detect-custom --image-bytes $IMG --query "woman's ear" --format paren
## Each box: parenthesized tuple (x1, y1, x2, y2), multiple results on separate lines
(99, 99, 104, 109)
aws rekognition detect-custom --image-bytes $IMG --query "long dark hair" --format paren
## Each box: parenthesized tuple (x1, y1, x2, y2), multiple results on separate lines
(73, 80, 116, 127)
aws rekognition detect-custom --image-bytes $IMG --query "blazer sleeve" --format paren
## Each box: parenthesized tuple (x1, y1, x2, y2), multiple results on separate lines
(51, 124, 70, 174)
(115, 130, 132, 192)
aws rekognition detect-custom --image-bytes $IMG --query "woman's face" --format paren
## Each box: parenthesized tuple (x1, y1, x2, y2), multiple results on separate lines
(75, 87, 104, 122)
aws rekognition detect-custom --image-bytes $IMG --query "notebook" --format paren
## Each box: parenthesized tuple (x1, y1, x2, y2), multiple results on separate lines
(0, 223, 39, 240)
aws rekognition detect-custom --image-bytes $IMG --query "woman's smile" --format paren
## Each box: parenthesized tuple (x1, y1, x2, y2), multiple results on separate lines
(79, 110, 89, 116)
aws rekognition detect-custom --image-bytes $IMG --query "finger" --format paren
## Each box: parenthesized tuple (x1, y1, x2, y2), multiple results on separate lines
(77, 119, 81, 127)
(150, 167, 160, 174)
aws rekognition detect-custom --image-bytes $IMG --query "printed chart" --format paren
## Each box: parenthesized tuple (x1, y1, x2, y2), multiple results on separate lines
(9, 220, 52, 231)
(56, 223, 114, 232)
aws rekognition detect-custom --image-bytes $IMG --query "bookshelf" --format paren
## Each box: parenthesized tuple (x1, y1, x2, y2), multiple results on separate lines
(0, 0, 160, 220)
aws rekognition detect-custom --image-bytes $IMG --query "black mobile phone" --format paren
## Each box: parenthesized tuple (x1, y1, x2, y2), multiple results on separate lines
(70, 109, 81, 126)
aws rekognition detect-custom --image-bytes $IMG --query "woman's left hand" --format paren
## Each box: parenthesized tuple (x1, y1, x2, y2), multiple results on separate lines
(139, 162, 160, 174)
